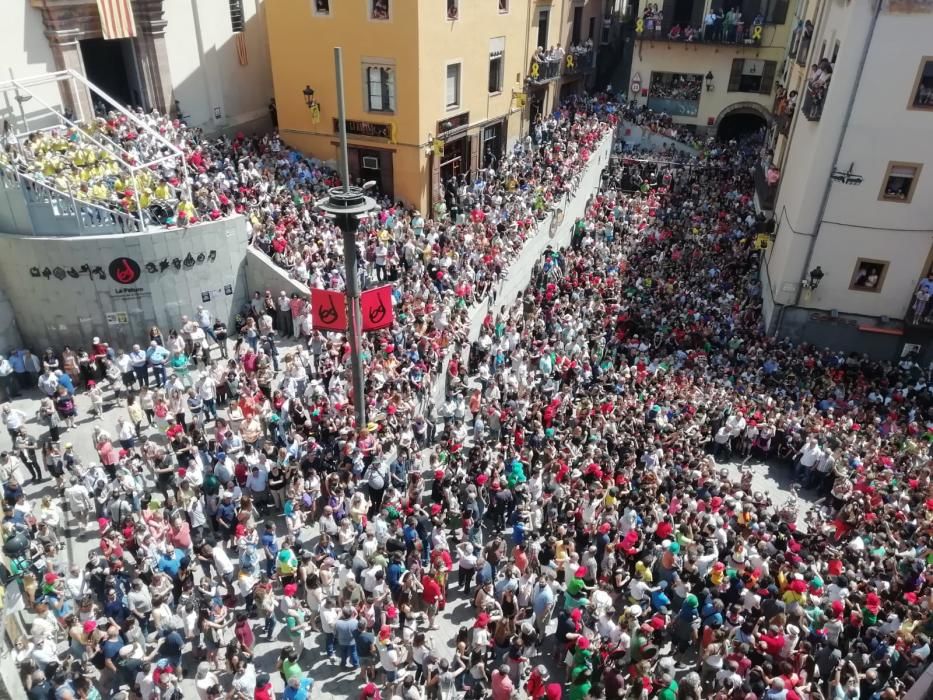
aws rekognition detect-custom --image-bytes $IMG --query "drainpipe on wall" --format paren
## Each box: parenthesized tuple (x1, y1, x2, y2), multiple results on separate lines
(785, 0, 883, 317)
(522, 0, 533, 139)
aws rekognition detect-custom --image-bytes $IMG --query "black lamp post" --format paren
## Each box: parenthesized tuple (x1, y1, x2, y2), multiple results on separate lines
(317, 49, 379, 428)
(705, 71, 715, 91)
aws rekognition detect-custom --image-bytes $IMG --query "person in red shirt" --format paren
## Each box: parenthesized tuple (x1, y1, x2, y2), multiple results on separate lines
(165, 418, 184, 442)
(491, 664, 515, 700)
(757, 625, 786, 658)
(421, 571, 442, 630)
(254, 673, 274, 700)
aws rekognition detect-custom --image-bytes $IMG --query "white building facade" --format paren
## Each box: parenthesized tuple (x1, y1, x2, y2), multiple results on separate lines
(2, 0, 272, 133)
(762, 0, 933, 359)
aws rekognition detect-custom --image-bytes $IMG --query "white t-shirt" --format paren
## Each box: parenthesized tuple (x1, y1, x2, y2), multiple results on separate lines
(213, 547, 234, 575)
(379, 644, 399, 672)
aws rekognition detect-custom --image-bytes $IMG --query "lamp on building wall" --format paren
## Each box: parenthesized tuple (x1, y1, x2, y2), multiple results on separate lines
(801, 266, 824, 291)
(302, 85, 319, 110)
(705, 71, 715, 92)
(303, 85, 321, 124)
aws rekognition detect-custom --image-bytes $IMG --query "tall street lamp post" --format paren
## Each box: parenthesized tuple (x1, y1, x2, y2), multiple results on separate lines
(317, 47, 379, 428)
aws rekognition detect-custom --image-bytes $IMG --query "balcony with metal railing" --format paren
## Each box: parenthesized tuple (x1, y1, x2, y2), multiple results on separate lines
(563, 46, 594, 75)
(802, 81, 827, 121)
(636, 20, 765, 46)
(772, 91, 795, 136)
(754, 160, 779, 211)
(527, 56, 561, 84)
(795, 31, 813, 67)
(906, 279, 933, 329)
(0, 164, 146, 236)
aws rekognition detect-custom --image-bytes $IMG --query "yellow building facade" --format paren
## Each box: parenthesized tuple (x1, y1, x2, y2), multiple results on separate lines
(266, 0, 602, 213)
(628, 0, 794, 137)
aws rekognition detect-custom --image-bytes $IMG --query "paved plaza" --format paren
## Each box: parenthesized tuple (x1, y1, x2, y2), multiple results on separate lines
(2, 339, 816, 699)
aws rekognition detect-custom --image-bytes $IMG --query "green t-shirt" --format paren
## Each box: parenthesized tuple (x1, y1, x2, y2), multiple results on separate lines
(282, 657, 302, 681)
(658, 680, 679, 700)
(286, 610, 305, 639)
(568, 680, 592, 700)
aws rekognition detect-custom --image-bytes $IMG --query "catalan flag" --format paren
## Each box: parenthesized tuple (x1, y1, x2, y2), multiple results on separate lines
(96, 0, 137, 40)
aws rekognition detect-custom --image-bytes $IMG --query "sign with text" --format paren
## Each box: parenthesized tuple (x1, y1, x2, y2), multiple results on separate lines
(437, 112, 470, 134)
(311, 288, 348, 331)
(361, 285, 394, 331)
(334, 118, 393, 140)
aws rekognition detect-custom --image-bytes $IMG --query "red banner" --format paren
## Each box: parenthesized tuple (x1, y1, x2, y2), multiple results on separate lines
(361, 286, 394, 331)
(311, 288, 348, 331)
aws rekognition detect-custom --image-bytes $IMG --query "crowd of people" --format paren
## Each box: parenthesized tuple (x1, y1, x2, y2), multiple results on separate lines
(646, 76, 703, 105)
(0, 88, 930, 700)
(638, 5, 766, 45)
(613, 102, 704, 152)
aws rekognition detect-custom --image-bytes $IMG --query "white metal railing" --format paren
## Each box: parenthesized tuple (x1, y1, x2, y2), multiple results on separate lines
(0, 70, 190, 218)
(0, 163, 143, 234)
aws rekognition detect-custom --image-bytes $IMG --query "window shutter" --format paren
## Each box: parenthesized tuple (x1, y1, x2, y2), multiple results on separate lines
(469, 134, 480, 176)
(759, 60, 776, 94)
(229, 0, 245, 32)
(728, 59, 743, 92)
(381, 68, 393, 111)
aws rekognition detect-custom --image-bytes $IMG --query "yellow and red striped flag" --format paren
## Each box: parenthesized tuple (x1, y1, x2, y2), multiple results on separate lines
(96, 0, 137, 40)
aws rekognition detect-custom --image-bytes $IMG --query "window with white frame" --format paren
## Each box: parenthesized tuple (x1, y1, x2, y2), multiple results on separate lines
(499, 0, 509, 12)
(446, 63, 461, 109)
(365, 64, 396, 113)
(489, 38, 505, 93)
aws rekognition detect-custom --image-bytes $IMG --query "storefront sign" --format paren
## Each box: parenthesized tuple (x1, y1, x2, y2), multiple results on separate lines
(334, 118, 395, 141)
(28, 250, 217, 283)
(109, 287, 152, 301)
(437, 112, 470, 134)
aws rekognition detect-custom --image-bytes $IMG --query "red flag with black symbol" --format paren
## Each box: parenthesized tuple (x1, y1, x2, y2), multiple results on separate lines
(361, 285, 394, 331)
(311, 288, 348, 331)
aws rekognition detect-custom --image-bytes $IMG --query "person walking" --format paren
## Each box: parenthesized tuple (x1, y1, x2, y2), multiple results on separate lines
(334, 606, 361, 670)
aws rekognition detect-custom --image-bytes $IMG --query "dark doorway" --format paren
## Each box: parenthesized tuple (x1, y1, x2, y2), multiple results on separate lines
(717, 111, 767, 141)
(482, 122, 503, 169)
(440, 136, 470, 187)
(80, 38, 142, 112)
(537, 9, 550, 49)
(529, 87, 546, 127)
(349, 147, 394, 200)
(672, 0, 696, 28)
(572, 6, 583, 44)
